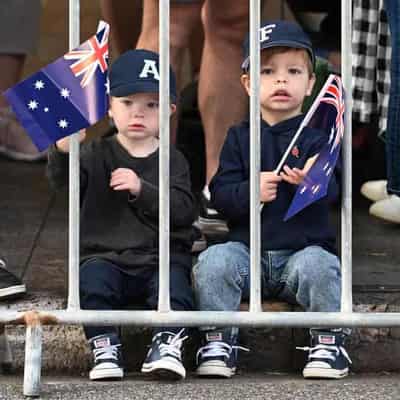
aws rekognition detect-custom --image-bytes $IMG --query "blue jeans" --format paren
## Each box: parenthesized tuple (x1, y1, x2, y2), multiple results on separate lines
(193, 242, 341, 315)
(384, 0, 400, 195)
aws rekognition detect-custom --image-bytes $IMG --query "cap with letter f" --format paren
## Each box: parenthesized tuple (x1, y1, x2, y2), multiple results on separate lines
(241, 20, 315, 71)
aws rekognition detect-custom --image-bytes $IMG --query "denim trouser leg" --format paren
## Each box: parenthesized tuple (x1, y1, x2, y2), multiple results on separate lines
(193, 242, 250, 337)
(384, 0, 400, 195)
(279, 246, 341, 312)
(193, 242, 250, 312)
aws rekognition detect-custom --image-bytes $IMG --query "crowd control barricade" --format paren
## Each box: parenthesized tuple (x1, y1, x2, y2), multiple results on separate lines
(1, 0, 399, 397)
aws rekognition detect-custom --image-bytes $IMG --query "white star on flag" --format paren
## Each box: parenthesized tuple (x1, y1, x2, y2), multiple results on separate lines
(58, 119, 68, 128)
(34, 80, 45, 90)
(28, 100, 38, 110)
(60, 88, 70, 98)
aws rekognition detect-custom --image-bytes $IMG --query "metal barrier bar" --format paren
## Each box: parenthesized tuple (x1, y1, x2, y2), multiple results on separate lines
(5, 311, 400, 328)
(249, 0, 262, 312)
(340, 0, 353, 312)
(158, 0, 171, 313)
(67, 0, 81, 311)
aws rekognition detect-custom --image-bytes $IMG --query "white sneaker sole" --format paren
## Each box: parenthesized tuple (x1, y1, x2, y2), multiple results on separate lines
(196, 361, 235, 378)
(141, 358, 186, 380)
(89, 368, 123, 380)
(0, 284, 26, 299)
(303, 367, 348, 379)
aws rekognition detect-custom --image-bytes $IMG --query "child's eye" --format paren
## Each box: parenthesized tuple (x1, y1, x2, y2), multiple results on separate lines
(289, 67, 302, 74)
(147, 101, 159, 109)
(261, 67, 273, 75)
(122, 99, 132, 106)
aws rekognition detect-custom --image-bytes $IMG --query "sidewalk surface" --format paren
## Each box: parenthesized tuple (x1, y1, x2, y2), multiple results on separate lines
(0, 373, 399, 400)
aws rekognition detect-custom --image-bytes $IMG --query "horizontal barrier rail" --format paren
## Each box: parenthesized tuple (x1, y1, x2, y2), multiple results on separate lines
(2, 310, 400, 328)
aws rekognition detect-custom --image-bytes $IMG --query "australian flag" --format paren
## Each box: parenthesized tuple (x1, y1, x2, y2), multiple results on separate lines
(4, 21, 110, 151)
(284, 74, 345, 220)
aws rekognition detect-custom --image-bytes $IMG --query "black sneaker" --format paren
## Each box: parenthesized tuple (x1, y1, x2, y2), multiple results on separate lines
(0, 258, 26, 300)
(141, 329, 187, 379)
(89, 333, 123, 380)
(196, 329, 248, 378)
(191, 223, 207, 253)
(197, 188, 228, 234)
(298, 329, 352, 379)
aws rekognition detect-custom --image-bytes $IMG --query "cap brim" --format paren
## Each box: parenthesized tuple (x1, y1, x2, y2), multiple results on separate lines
(110, 81, 177, 102)
(241, 41, 315, 70)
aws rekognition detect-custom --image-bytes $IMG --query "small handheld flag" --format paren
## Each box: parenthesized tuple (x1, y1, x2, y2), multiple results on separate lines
(284, 74, 345, 220)
(4, 21, 110, 151)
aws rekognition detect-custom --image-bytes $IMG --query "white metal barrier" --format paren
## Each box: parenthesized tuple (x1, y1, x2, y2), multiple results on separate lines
(1, 0, 398, 397)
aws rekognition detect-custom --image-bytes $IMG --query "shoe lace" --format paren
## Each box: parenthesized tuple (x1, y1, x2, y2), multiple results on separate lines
(196, 341, 249, 364)
(93, 344, 121, 363)
(296, 344, 352, 364)
(157, 329, 188, 359)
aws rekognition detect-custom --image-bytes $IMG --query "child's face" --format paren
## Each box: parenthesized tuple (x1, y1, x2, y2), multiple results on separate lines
(241, 49, 315, 125)
(109, 92, 169, 142)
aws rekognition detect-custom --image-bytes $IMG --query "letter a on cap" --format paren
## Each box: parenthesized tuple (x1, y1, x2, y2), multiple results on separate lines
(139, 59, 160, 80)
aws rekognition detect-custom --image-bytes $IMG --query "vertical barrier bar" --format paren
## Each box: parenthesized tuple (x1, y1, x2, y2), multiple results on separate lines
(249, 0, 262, 312)
(23, 316, 42, 397)
(67, 0, 81, 311)
(158, 0, 171, 312)
(340, 0, 353, 312)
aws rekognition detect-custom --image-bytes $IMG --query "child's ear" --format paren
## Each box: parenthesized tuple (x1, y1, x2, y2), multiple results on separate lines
(108, 108, 113, 118)
(306, 73, 316, 96)
(170, 103, 177, 115)
(240, 74, 251, 96)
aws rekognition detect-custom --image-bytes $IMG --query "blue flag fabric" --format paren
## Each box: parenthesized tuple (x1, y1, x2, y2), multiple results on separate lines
(4, 22, 110, 151)
(284, 75, 345, 220)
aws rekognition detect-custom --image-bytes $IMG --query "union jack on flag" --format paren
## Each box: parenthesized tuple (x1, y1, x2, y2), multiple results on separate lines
(285, 74, 345, 220)
(4, 21, 110, 151)
(65, 23, 109, 87)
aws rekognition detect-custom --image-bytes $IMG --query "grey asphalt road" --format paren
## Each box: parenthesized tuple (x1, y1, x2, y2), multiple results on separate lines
(0, 373, 399, 400)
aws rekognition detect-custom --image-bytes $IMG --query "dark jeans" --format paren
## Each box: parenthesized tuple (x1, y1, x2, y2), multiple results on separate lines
(384, 0, 400, 195)
(80, 256, 195, 340)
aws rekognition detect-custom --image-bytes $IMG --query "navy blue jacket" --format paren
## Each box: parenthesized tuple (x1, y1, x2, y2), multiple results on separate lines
(209, 114, 338, 254)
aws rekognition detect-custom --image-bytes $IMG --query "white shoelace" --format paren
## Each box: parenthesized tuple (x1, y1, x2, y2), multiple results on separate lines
(93, 343, 121, 363)
(296, 344, 352, 364)
(156, 329, 188, 359)
(196, 341, 249, 364)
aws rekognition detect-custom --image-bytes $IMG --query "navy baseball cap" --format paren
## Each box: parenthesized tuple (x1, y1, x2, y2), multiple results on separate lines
(241, 20, 315, 71)
(109, 49, 177, 103)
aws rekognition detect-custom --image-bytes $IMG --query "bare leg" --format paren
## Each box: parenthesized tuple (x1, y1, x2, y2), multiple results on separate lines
(199, 0, 249, 184)
(0, 55, 25, 107)
(136, 0, 202, 92)
(99, 0, 143, 56)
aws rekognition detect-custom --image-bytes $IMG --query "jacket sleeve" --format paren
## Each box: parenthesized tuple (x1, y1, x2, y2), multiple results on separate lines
(130, 148, 196, 228)
(46, 143, 89, 194)
(209, 127, 250, 222)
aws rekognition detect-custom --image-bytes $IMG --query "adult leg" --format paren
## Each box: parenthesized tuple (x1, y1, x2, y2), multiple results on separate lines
(99, 0, 143, 56)
(136, 0, 202, 92)
(199, 0, 249, 184)
(0, 0, 44, 161)
(368, 0, 400, 223)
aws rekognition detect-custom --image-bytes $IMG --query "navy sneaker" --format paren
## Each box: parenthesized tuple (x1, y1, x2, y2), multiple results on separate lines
(298, 329, 352, 379)
(141, 329, 187, 379)
(196, 329, 248, 378)
(0, 258, 26, 300)
(89, 333, 123, 380)
(197, 187, 228, 234)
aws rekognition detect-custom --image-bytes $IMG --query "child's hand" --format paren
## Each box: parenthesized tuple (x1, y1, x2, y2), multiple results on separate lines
(260, 171, 282, 203)
(55, 129, 86, 153)
(280, 154, 318, 185)
(110, 168, 141, 195)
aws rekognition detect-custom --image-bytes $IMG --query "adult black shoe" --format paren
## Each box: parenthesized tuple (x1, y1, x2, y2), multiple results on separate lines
(0, 258, 26, 300)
